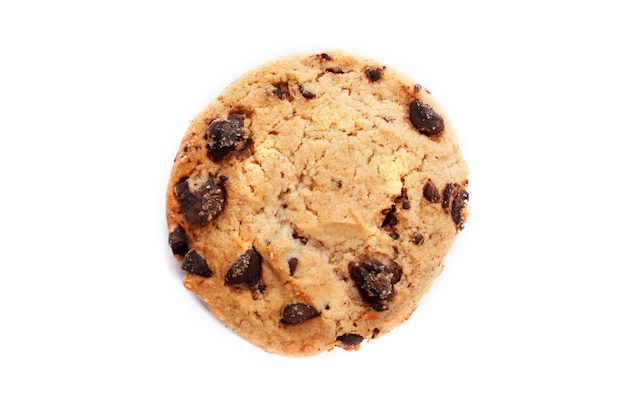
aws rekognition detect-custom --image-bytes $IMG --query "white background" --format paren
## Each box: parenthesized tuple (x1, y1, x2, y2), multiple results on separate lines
(1, 0, 625, 415)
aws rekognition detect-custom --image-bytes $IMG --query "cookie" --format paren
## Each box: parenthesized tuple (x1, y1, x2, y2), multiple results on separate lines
(166, 50, 469, 356)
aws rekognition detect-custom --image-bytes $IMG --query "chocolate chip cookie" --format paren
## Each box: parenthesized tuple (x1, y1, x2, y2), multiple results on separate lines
(166, 50, 469, 356)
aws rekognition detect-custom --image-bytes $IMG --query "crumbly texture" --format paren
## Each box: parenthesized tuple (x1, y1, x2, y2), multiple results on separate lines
(166, 50, 469, 356)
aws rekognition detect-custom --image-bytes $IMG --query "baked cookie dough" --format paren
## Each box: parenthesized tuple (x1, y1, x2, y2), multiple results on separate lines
(166, 50, 469, 356)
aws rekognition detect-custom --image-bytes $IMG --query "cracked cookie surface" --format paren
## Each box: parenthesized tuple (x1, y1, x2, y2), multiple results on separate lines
(166, 50, 469, 356)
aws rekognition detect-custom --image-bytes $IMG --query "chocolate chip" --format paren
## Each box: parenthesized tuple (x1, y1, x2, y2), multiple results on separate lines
(174, 176, 225, 225)
(440, 183, 469, 230)
(225, 248, 262, 286)
(409, 100, 444, 137)
(325, 67, 344, 74)
(423, 180, 441, 203)
(319, 52, 333, 61)
(168, 225, 188, 256)
(395, 188, 410, 209)
(337, 333, 364, 347)
(182, 250, 213, 277)
(442, 183, 460, 210)
(292, 233, 309, 244)
(381, 205, 399, 239)
(381, 206, 398, 227)
(280, 302, 320, 324)
(349, 260, 402, 311)
(365, 67, 383, 82)
(272, 82, 293, 101)
(299, 85, 316, 99)
(288, 257, 298, 276)
(413, 234, 424, 245)
(206, 113, 251, 161)
(451, 189, 469, 230)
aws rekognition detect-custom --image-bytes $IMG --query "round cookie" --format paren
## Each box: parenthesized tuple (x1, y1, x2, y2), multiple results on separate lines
(166, 50, 469, 356)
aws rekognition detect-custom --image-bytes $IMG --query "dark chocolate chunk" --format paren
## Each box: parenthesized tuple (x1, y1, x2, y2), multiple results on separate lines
(409, 100, 445, 137)
(168, 225, 189, 256)
(225, 248, 262, 285)
(451, 189, 469, 230)
(288, 257, 299, 276)
(337, 333, 364, 347)
(349, 260, 402, 311)
(206, 113, 251, 161)
(413, 233, 424, 245)
(174, 176, 225, 225)
(182, 250, 213, 277)
(423, 180, 441, 203)
(299, 85, 316, 99)
(280, 302, 320, 324)
(320, 52, 332, 61)
(365, 67, 383, 82)
(325, 67, 344, 74)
